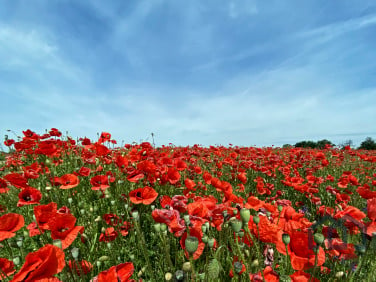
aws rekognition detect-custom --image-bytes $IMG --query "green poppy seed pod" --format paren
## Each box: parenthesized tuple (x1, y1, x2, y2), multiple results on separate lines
(96, 261, 102, 268)
(240, 208, 251, 224)
(208, 238, 215, 248)
(233, 209, 238, 215)
(230, 219, 243, 233)
(223, 210, 228, 218)
(278, 205, 283, 212)
(282, 233, 290, 245)
(53, 239, 62, 249)
(68, 198, 73, 204)
(238, 230, 245, 238)
(201, 235, 208, 243)
(185, 236, 199, 256)
(110, 200, 116, 205)
(253, 215, 260, 225)
(107, 243, 112, 249)
(13, 257, 21, 266)
(80, 209, 85, 215)
(160, 223, 167, 232)
(23, 230, 28, 237)
(99, 255, 110, 262)
(71, 247, 79, 259)
(151, 205, 155, 210)
(182, 261, 192, 272)
(154, 223, 161, 233)
(201, 224, 207, 233)
(183, 215, 190, 226)
(314, 233, 325, 245)
(175, 270, 185, 281)
(16, 239, 23, 248)
(234, 261, 243, 274)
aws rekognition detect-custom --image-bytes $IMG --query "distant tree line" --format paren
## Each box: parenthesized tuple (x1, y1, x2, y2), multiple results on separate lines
(282, 137, 376, 150)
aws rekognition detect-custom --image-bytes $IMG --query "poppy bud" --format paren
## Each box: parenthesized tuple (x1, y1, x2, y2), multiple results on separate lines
(253, 215, 260, 225)
(202, 235, 208, 243)
(335, 271, 344, 278)
(278, 205, 283, 212)
(251, 259, 259, 267)
(71, 247, 79, 259)
(165, 272, 173, 281)
(185, 236, 199, 255)
(161, 223, 167, 232)
(154, 223, 161, 233)
(231, 219, 243, 233)
(208, 238, 215, 248)
(233, 209, 238, 215)
(282, 233, 290, 245)
(182, 261, 192, 272)
(131, 211, 139, 221)
(238, 230, 245, 238)
(53, 239, 62, 249)
(201, 225, 207, 233)
(13, 256, 21, 266)
(240, 208, 251, 224)
(314, 233, 325, 245)
(98, 256, 109, 262)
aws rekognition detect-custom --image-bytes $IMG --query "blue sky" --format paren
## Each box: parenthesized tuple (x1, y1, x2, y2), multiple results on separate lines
(1, 0, 376, 147)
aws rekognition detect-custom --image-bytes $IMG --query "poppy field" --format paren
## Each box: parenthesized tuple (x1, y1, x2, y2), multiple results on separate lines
(1, 129, 376, 281)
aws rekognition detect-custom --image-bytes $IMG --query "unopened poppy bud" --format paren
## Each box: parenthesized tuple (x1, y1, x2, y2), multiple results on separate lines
(131, 211, 139, 221)
(253, 215, 260, 225)
(80, 209, 85, 215)
(68, 198, 73, 204)
(208, 238, 215, 248)
(95, 216, 101, 222)
(240, 208, 251, 224)
(182, 261, 192, 272)
(165, 272, 173, 281)
(13, 257, 21, 266)
(335, 271, 344, 278)
(53, 239, 62, 249)
(279, 275, 292, 282)
(99, 255, 109, 262)
(71, 247, 79, 259)
(251, 259, 259, 267)
(129, 254, 135, 260)
(183, 215, 190, 226)
(314, 233, 325, 245)
(96, 261, 102, 268)
(282, 233, 290, 245)
(278, 205, 283, 212)
(110, 200, 116, 205)
(205, 221, 209, 229)
(161, 223, 167, 232)
(202, 235, 208, 243)
(154, 223, 161, 233)
(238, 230, 245, 238)
(233, 209, 238, 215)
(185, 236, 199, 255)
(107, 243, 112, 249)
(230, 218, 243, 233)
(138, 266, 146, 277)
(201, 225, 207, 233)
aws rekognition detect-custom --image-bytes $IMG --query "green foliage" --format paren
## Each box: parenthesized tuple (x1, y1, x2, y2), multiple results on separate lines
(294, 139, 334, 149)
(359, 137, 376, 150)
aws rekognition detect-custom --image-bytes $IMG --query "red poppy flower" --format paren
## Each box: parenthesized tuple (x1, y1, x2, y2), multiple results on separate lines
(152, 209, 186, 237)
(68, 260, 93, 276)
(27, 221, 43, 237)
(97, 262, 134, 282)
(0, 258, 15, 279)
(276, 231, 325, 270)
(90, 175, 110, 190)
(34, 202, 58, 230)
(103, 213, 121, 226)
(17, 187, 42, 207)
(290, 270, 319, 282)
(129, 186, 158, 205)
(4, 139, 15, 146)
(78, 166, 91, 177)
(99, 227, 118, 242)
(48, 213, 84, 249)
(0, 213, 24, 241)
(11, 244, 65, 282)
(167, 167, 181, 185)
(0, 178, 9, 193)
(3, 173, 29, 189)
(367, 198, 376, 221)
(49, 128, 62, 137)
(57, 174, 80, 189)
(249, 266, 279, 281)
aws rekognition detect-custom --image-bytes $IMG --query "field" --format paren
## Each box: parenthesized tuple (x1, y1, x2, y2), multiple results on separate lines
(1, 129, 376, 281)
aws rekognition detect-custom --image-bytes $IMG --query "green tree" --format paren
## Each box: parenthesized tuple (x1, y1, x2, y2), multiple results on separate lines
(294, 141, 317, 149)
(316, 139, 335, 149)
(359, 137, 376, 150)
